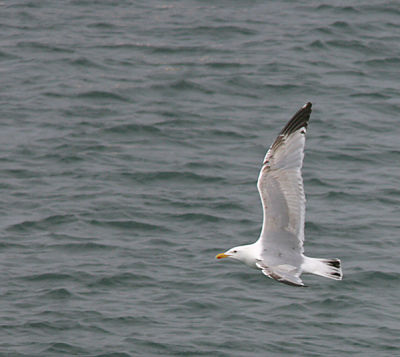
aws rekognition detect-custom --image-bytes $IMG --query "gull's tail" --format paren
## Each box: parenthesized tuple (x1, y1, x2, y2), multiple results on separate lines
(302, 257, 342, 280)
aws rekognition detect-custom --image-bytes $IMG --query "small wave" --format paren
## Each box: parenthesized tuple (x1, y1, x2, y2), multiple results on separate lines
(178, 297, 220, 311)
(19, 272, 72, 281)
(331, 21, 352, 30)
(76, 90, 129, 102)
(42, 91, 65, 98)
(99, 43, 224, 55)
(205, 62, 244, 69)
(175, 212, 225, 223)
(6, 214, 75, 232)
(102, 123, 162, 135)
(306, 177, 335, 187)
(87, 218, 169, 232)
(17, 41, 74, 53)
(43, 90, 128, 102)
(305, 221, 327, 233)
(319, 190, 352, 200)
(326, 39, 371, 54)
(269, 301, 308, 314)
(147, 238, 178, 247)
(202, 128, 250, 139)
(309, 40, 326, 49)
(4, 167, 39, 178)
(87, 22, 116, 29)
(209, 201, 245, 211)
(156, 117, 200, 129)
(303, 294, 364, 312)
(68, 56, 104, 69)
(264, 83, 302, 94)
(316, 4, 359, 14)
(348, 271, 399, 287)
(0, 241, 25, 249)
(93, 353, 131, 357)
(44, 342, 87, 355)
(176, 25, 257, 37)
(49, 242, 116, 252)
(0, 49, 18, 60)
(127, 170, 225, 184)
(150, 79, 214, 95)
(360, 4, 400, 15)
(149, 44, 225, 55)
(350, 92, 391, 99)
(39, 288, 73, 299)
(102, 315, 156, 326)
(23, 319, 81, 331)
(326, 152, 374, 164)
(61, 105, 116, 119)
(361, 57, 400, 68)
(89, 272, 153, 288)
(225, 76, 264, 90)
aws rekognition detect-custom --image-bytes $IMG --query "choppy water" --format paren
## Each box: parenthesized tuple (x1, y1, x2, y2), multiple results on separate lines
(1, 1, 400, 356)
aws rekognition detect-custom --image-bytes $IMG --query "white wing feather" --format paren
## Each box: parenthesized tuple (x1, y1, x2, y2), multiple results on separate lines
(256, 103, 311, 256)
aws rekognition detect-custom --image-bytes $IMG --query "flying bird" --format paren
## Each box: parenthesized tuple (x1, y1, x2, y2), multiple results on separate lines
(216, 102, 342, 287)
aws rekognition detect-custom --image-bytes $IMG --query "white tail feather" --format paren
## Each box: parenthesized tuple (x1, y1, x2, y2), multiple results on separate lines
(302, 257, 342, 280)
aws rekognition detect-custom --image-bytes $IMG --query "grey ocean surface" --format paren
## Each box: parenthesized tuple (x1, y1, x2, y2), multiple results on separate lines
(1, 1, 400, 356)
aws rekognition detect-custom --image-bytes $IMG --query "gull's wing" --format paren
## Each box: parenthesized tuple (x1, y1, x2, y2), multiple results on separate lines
(256, 102, 312, 258)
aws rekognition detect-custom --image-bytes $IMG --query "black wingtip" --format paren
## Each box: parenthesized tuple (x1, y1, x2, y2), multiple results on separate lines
(280, 102, 312, 136)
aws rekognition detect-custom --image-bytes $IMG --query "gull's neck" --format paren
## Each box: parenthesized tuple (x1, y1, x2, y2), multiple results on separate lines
(237, 243, 260, 269)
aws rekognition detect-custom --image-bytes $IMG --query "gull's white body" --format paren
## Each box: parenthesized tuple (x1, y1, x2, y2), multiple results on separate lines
(216, 103, 342, 287)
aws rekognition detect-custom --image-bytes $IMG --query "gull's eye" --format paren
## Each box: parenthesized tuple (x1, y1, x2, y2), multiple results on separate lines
(233, 250, 237, 253)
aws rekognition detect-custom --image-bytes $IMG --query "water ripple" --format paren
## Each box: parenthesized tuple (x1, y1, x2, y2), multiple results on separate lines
(2, 1, 400, 356)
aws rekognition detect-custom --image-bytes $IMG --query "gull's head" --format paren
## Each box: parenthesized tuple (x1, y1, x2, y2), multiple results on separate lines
(216, 246, 246, 261)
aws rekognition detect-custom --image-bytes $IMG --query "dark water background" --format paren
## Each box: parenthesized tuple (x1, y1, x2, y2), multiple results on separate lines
(1, 1, 400, 356)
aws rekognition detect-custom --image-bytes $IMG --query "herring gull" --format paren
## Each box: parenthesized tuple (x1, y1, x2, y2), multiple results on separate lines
(216, 102, 342, 287)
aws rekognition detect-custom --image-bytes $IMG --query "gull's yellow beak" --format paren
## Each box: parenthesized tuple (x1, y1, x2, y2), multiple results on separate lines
(216, 253, 230, 259)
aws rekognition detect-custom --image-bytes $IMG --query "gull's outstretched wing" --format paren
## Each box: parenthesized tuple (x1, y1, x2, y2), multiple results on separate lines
(256, 103, 312, 259)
